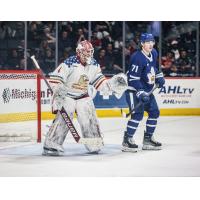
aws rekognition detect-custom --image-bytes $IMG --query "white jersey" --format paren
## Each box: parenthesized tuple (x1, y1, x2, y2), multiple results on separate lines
(49, 56, 107, 99)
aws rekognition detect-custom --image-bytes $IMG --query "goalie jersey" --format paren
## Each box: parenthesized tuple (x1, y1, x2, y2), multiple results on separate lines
(49, 56, 107, 99)
(127, 48, 160, 93)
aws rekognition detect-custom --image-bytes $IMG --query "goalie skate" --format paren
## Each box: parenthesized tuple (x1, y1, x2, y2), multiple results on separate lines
(43, 139, 65, 156)
(42, 147, 64, 156)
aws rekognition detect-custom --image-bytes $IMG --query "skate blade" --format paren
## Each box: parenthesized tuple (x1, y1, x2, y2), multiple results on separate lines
(142, 145, 162, 150)
(42, 149, 64, 156)
(121, 146, 137, 152)
(43, 146, 64, 153)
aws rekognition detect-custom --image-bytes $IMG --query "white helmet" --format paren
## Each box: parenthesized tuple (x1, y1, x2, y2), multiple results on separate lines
(76, 40, 94, 65)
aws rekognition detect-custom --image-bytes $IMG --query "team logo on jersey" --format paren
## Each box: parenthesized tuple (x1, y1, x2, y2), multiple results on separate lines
(72, 74, 89, 91)
(147, 67, 155, 84)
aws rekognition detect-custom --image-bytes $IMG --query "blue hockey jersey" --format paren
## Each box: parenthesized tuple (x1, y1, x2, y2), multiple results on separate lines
(127, 48, 159, 93)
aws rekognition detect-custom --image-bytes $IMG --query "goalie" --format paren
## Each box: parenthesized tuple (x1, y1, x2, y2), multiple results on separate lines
(43, 40, 127, 156)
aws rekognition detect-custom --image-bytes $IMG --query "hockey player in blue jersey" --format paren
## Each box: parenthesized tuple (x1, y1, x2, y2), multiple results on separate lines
(122, 33, 165, 152)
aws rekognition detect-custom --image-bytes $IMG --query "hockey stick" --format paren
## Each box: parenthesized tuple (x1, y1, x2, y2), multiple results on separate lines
(122, 85, 159, 118)
(31, 55, 103, 146)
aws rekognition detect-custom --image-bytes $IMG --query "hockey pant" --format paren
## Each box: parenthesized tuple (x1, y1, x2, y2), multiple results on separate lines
(125, 90, 160, 137)
(44, 96, 103, 152)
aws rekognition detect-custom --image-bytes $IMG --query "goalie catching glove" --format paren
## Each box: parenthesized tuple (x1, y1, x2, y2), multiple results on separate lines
(99, 73, 128, 99)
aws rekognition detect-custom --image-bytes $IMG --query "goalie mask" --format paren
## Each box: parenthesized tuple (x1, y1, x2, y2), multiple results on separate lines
(76, 40, 94, 65)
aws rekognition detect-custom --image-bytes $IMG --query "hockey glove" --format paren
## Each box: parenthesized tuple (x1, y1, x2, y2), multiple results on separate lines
(155, 72, 165, 88)
(108, 73, 128, 99)
(136, 90, 150, 104)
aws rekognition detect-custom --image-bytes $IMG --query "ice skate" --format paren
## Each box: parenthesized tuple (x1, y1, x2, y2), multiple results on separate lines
(142, 132, 162, 150)
(42, 140, 65, 156)
(122, 133, 138, 152)
(42, 146, 64, 156)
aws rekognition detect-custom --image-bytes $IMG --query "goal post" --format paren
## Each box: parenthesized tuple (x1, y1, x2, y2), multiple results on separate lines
(0, 70, 41, 142)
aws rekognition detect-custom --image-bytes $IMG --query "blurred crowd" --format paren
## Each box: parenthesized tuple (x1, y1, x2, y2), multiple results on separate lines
(58, 21, 123, 75)
(161, 22, 196, 77)
(0, 22, 25, 70)
(0, 21, 199, 77)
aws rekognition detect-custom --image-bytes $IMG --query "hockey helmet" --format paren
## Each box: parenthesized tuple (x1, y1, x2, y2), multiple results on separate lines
(140, 33, 155, 43)
(76, 40, 94, 65)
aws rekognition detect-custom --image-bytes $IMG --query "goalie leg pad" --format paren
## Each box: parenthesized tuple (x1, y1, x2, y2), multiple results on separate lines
(43, 117, 65, 156)
(44, 98, 76, 152)
(76, 97, 104, 152)
(43, 113, 67, 152)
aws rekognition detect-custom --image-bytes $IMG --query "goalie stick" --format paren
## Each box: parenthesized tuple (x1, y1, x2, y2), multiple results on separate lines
(31, 55, 103, 147)
(121, 85, 158, 118)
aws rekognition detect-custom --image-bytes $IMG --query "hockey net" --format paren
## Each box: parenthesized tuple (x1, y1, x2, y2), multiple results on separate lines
(0, 70, 41, 142)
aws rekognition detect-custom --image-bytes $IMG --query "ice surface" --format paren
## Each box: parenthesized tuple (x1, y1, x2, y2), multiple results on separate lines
(0, 116, 200, 177)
